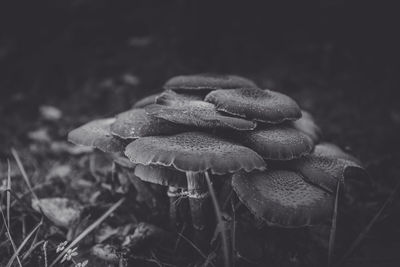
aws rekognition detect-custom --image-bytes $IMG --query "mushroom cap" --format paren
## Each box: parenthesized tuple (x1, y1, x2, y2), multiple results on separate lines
(236, 125, 314, 160)
(134, 164, 187, 188)
(132, 93, 160, 108)
(68, 118, 126, 153)
(292, 110, 322, 143)
(110, 153, 137, 169)
(125, 132, 266, 175)
(232, 170, 333, 227)
(110, 109, 185, 139)
(288, 143, 365, 193)
(313, 143, 361, 164)
(145, 102, 257, 131)
(205, 88, 301, 123)
(156, 90, 204, 106)
(164, 74, 258, 92)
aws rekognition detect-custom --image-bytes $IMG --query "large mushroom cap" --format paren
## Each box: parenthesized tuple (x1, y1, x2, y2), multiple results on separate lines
(232, 170, 333, 227)
(68, 118, 126, 153)
(164, 74, 258, 92)
(145, 102, 257, 131)
(292, 110, 322, 143)
(134, 164, 187, 188)
(288, 143, 365, 193)
(132, 93, 160, 108)
(111, 109, 185, 139)
(205, 88, 301, 123)
(236, 125, 314, 160)
(125, 132, 266, 175)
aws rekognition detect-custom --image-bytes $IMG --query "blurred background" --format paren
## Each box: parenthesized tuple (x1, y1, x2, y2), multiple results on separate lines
(1, 1, 400, 266)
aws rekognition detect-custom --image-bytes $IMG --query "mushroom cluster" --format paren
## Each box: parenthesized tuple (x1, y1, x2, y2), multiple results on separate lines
(68, 74, 365, 251)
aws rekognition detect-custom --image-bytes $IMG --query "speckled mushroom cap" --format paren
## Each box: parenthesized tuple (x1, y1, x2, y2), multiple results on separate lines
(236, 125, 314, 160)
(292, 110, 322, 143)
(232, 170, 334, 227)
(205, 88, 301, 123)
(68, 118, 126, 153)
(288, 143, 365, 193)
(125, 132, 266, 175)
(132, 93, 160, 108)
(110, 109, 185, 139)
(156, 90, 204, 106)
(145, 102, 257, 131)
(164, 74, 258, 92)
(134, 164, 187, 188)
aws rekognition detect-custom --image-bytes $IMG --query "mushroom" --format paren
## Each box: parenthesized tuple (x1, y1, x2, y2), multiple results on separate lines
(205, 87, 301, 123)
(164, 74, 258, 94)
(145, 101, 257, 131)
(132, 93, 160, 108)
(232, 170, 334, 227)
(125, 131, 266, 246)
(67, 118, 158, 209)
(291, 110, 322, 143)
(156, 90, 204, 106)
(287, 143, 366, 193)
(235, 125, 314, 160)
(68, 118, 126, 153)
(110, 108, 186, 139)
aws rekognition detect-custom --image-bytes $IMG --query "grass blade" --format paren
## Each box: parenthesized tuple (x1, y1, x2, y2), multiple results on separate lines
(0, 203, 22, 267)
(337, 179, 400, 266)
(6, 219, 43, 267)
(49, 197, 125, 267)
(7, 160, 11, 228)
(11, 148, 39, 202)
(328, 181, 340, 267)
(205, 172, 230, 267)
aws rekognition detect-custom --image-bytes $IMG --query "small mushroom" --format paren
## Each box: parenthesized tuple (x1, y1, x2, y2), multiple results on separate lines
(68, 118, 157, 208)
(156, 90, 204, 106)
(205, 87, 301, 123)
(236, 125, 314, 160)
(145, 101, 257, 131)
(232, 170, 334, 227)
(125, 132, 266, 246)
(132, 93, 160, 108)
(110, 108, 185, 139)
(287, 143, 365, 193)
(164, 74, 258, 93)
(291, 110, 322, 143)
(68, 118, 126, 153)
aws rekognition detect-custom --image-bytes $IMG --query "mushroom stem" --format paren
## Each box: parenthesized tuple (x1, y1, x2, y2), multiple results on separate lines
(119, 166, 161, 210)
(186, 172, 213, 248)
(167, 186, 190, 230)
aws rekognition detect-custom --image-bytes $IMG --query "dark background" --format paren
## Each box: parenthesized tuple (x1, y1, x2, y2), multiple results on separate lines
(0, 1, 400, 266)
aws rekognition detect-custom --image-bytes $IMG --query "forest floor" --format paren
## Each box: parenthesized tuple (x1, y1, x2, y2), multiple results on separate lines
(0, 28, 400, 267)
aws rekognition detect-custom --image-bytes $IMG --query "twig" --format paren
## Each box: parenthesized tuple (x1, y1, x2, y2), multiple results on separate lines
(177, 232, 215, 267)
